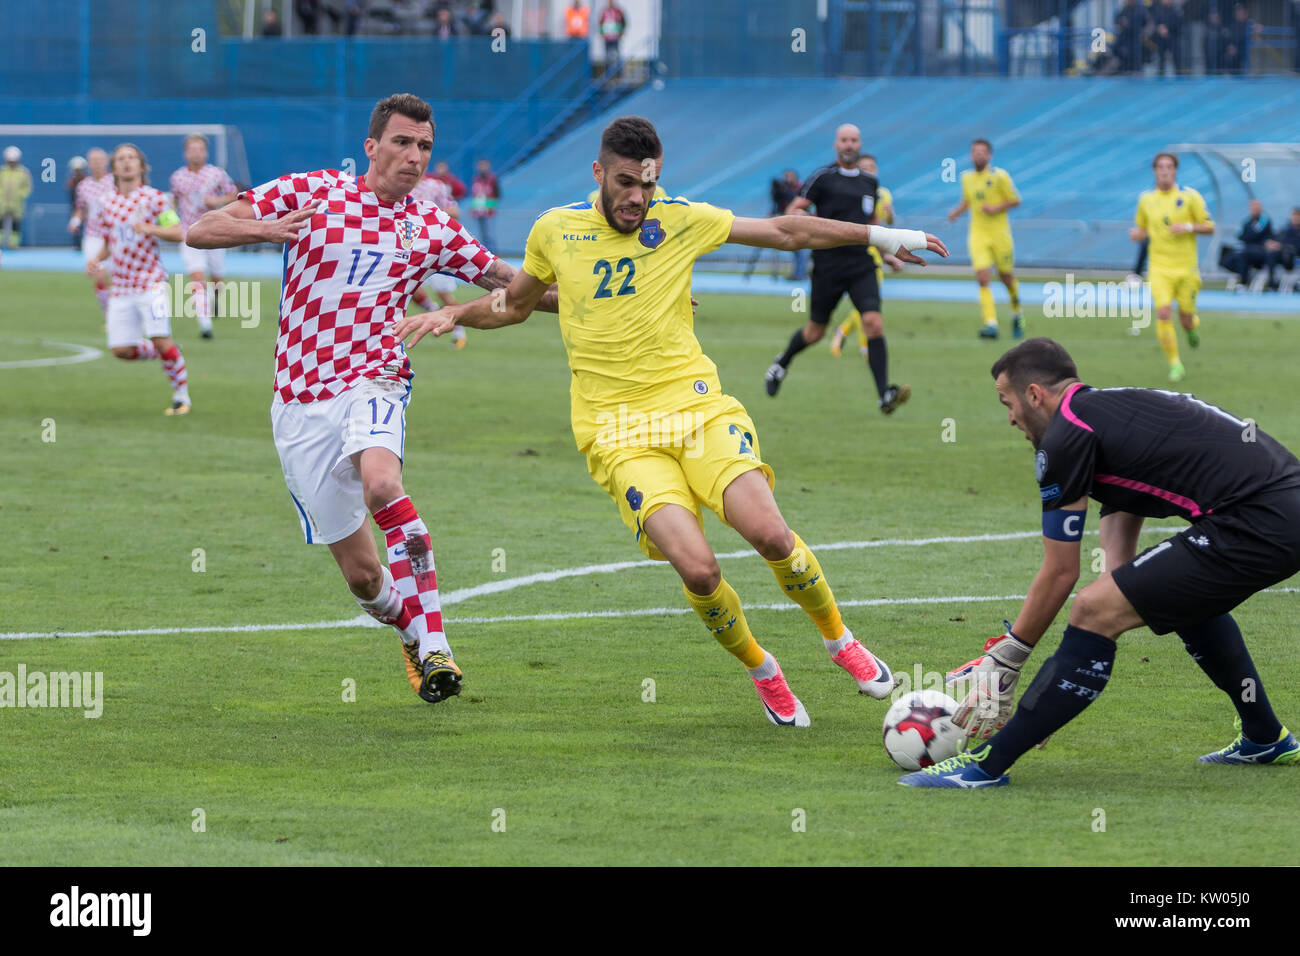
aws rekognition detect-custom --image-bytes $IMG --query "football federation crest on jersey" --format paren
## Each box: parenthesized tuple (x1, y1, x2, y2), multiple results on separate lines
(862, 195, 875, 216)
(638, 219, 665, 249)
(396, 218, 418, 251)
(1035, 449, 1048, 482)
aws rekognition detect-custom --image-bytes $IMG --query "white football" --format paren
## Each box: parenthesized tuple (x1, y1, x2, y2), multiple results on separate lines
(882, 689, 967, 771)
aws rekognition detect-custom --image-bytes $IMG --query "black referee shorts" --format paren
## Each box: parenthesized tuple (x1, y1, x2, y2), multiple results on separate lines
(809, 266, 881, 325)
(1111, 486, 1300, 634)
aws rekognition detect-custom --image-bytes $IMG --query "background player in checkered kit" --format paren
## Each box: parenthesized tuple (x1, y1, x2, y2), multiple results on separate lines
(85, 142, 193, 416)
(407, 170, 469, 350)
(169, 134, 239, 339)
(69, 147, 115, 319)
(186, 93, 557, 703)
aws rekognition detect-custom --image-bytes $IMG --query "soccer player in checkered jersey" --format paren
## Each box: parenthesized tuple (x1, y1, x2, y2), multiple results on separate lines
(85, 143, 193, 415)
(69, 148, 116, 318)
(407, 171, 469, 350)
(186, 94, 557, 703)
(169, 134, 239, 339)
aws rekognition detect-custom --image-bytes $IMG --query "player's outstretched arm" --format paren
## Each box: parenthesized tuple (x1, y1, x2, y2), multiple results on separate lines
(947, 199, 968, 222)
(473, 259, 559, 313)
(186, 198, 317, 249)
(727, 216, 948, 264)
(395, 267, 550, 347)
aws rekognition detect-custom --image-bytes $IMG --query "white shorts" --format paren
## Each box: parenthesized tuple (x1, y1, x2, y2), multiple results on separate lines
(429, 273, 457, 295)
(271, 377, 412, 545)
(82, 235, 110, 271)
(106, 288, 172, 348)
(180, 241, 226, 277)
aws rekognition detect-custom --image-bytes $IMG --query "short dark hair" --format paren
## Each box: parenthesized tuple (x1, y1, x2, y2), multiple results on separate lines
(1153, 151, 1179, 169)
(860, 153, 876, 163)
(368, 93, 434, 142)
(990, 338, 1079, 392)
(599, 116, 662, 167)
(972, 138, 992, 151)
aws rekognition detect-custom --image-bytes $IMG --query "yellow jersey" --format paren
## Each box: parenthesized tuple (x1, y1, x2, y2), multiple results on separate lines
(876, 186, 894, 225)
(587, 185, 669, 204)
(961, 167, 1018, 237)
(522, 197, 736, 449)
(1135, 185, 1211, 275)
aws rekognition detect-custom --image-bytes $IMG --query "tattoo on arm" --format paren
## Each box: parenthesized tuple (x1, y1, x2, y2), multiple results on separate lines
(474, 259, 559, 313)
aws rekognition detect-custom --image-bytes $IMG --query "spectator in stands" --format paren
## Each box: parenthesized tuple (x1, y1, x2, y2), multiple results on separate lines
(487, 11, 509, 37)
(1151, 0, 1184, 74)
(599, 1, 627, 73)
(262, 7, 283, 36)
(296, 0, 321, 34)
(1230, 199, 1277, 287)
(469, 159, 500, 248)
(66, 156, 88, 250)
(1224, 2, 1252, 73)
(432, 161, 467, 201)
(1204, 7, 1229, 73)
(435, 5, 465, 39)
(565, 1, 591, 39)
(770, 170, 809, 280)
(1114, 0, 1149, 73)
(1265, 207, 1300, 284)
(342, 2, 362, 36)
(0, 146, 31, 250)
(464, 1, 495, 35)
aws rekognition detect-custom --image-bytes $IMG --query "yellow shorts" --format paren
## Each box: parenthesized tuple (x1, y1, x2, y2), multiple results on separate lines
(584, 395, 776, 561)
(1149, 270, 1200, 314)
(969, 232, 1014, 273)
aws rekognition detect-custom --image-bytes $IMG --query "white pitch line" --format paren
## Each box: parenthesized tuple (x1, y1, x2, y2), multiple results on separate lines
(2, 526, 1281, 641)
(0, 341, 103, 369)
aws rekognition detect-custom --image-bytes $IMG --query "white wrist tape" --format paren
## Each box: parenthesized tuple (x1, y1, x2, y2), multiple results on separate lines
(870, 227, 927, 256)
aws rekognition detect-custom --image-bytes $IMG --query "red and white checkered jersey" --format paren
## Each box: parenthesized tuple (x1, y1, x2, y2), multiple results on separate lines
(242, 169, 496, 404)
(409, 174, 453, 208)
(169, 163, 237, 230)
(75, 174, 117, 239)
(90, 185, 173, 295)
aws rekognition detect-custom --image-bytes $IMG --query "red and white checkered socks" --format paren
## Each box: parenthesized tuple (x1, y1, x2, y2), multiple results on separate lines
(372, 496, 450, 658)
(187, 279, 213, 332)
(119, 341, 158, 361)
(412, 286, 432, 309)
(159, 344, 189, 401)
(354, 565, 420, 645)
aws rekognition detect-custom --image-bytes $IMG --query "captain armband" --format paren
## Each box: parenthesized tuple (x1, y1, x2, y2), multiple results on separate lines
(1042, 508, 1087, 542)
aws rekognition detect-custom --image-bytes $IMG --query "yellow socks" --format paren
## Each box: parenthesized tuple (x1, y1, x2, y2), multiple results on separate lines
(1157, 318, 1181, 365)
(837, 315, 855, 338)
(766, 532, 844, 640)
(979, 285, 997, 326)
(1007, 277, 1021, 312)
(684, 579, 766, 669)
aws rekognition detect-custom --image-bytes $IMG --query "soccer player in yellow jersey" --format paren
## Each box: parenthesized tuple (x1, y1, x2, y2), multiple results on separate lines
(830, 154, 904, 357)
(397, 117, 949, 728)
(1129, 152, 1213, 382)
(948, 138, 1022, 340)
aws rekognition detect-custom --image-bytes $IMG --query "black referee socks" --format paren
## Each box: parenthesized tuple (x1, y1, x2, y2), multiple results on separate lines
(1178, 614, 1283, 744)
(981, 625, 1116, 777)
(776, 328, 811, 368)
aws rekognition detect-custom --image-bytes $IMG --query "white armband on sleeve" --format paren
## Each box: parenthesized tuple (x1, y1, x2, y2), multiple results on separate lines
(869, 226, 927, 256)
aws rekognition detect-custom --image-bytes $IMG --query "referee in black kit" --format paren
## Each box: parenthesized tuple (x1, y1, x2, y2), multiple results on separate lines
(764, 123, 909, 413)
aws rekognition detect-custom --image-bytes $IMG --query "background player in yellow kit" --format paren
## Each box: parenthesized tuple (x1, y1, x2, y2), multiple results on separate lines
(948, 138, 1022, 340)
(830, 153, 904, 357)
(1129, 152, 1214, 382)
(397, 117, 948, 729)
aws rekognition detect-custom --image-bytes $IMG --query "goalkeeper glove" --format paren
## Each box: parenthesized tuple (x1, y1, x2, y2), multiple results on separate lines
(946, 622, 1034, 742)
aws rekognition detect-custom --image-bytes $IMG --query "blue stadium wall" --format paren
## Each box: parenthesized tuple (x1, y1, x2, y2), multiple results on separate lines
(1, 1, 587, 193)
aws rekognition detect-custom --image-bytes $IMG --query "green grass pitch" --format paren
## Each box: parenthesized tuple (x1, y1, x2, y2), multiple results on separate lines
(2, 269, 1297, 865)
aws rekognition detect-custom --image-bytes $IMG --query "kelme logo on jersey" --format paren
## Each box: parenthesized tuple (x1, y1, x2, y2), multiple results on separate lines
(638, 219, 665, 249)
(1035, 449, 1048, 482)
